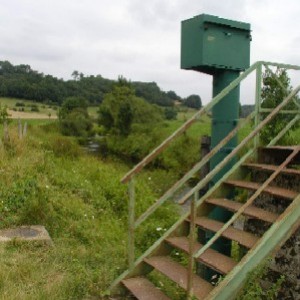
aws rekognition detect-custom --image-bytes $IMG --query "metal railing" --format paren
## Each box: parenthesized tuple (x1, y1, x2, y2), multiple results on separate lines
(122, 61, 300, 270)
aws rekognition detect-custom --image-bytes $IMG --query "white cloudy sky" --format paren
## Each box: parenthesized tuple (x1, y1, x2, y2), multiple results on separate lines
(1, 0, 300, 104)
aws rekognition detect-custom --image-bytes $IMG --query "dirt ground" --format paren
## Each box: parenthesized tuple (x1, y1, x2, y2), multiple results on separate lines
(8, 110, 58, 120)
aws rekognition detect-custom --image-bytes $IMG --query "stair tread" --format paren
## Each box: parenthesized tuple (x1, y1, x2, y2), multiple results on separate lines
(258, 146, 300, 164)
(205, 198, 279, 223)
(122, 277, 171, 300)
(225, 180, 298, 200)
(243, 163, 300, 176)
(144, 256, 213, 299)
(194, 217, 259, 249)
(166, 236, 237, 274)
(263, 146, 300, 151)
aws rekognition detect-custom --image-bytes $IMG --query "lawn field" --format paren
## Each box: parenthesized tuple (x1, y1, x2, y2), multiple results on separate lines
(0, 97, 58, 119)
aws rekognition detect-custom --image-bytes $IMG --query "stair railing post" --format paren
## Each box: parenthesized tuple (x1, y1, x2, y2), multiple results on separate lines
(187, 191, 197, 299)
(254, 62, 262, 149)
(128, 177, 135, 270)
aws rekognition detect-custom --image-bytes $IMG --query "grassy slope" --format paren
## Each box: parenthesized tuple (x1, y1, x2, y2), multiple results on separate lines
(0, 122, 178, 299)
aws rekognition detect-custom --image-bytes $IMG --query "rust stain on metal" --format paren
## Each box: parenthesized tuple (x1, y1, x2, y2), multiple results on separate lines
(243, 163, 300, 176)
(144, 256, 213, 299)
(205, 198, 279, 223)
(194, 217, 259, 249)
(122, 277, 171, 300)
(166, 236, 237, 274)
(225, 180, 298, 200)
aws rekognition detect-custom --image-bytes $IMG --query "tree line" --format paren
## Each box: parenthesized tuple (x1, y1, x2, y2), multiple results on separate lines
(0, 60, 202, 108)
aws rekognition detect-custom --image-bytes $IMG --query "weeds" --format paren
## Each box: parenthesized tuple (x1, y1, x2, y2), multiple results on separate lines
(0, 123, 178, 299)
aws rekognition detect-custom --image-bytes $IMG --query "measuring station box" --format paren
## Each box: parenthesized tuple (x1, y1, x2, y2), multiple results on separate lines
(181, 14, 251, 74)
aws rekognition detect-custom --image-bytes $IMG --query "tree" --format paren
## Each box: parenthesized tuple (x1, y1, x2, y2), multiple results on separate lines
(184, 94, 202, 109)
(164, 107, 177, 120)
(71, 70, 80, 81)
(58, 97, 88, 120)
(166, 90, 182, 101)
(260, 68, 299, 145)
(98, 84, 163, 136)
(59, 97, 93, 137)
(116, 102, 133, 136)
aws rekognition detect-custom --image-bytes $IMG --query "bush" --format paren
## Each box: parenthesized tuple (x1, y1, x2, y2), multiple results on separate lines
(164, 107, 177, 120)
(183, 94, 202, 109)
(98, 85, 163, 136)
(59, 109, 94, 138)
(59, 97, 94, 138)
(15, 102, 25, 107)
(30, 104, 39, 112)
(260, 68, 299, 145)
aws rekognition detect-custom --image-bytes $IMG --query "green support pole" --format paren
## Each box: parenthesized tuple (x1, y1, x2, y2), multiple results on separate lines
(210, 70, 240, 191)
(202, 70, 240, 281)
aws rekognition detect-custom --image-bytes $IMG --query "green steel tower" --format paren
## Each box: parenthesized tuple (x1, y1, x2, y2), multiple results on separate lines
(181, 14, 251, 272)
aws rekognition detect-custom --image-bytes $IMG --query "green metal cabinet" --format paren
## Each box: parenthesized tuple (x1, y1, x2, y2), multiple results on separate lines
(181, 14, 251, 271)
(181, 14, 251, 74)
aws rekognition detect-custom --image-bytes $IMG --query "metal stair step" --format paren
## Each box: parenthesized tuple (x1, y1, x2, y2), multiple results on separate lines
(243, 163, 300, 176)
(166, 236, 237, 274)
(205, 198, 279, 223)
(258, 146, 300, 164)
(144, 256, 213, 299)
(122, 277, 171, 300)
(225, 180, 298, 200)
(265, 146, 300, 150)
(194, 217, 259, 249)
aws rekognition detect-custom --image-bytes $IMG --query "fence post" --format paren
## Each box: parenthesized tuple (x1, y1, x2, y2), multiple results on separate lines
(4, 121, 9, 143)
(23, 122, 27, 137)
(18, 118, 22, 139)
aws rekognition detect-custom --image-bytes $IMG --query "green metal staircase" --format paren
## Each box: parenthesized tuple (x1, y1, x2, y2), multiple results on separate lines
(110, 61, 300, 299)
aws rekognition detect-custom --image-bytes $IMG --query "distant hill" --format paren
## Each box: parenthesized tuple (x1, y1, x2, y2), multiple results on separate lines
(0, 60, 190, 107)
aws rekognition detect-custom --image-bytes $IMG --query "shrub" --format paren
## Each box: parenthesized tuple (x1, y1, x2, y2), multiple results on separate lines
(164, 107, 177, 120)
(98, 85, 163, 136)
(30, 104, 39, 112)
(15, 102, 25, 107)
(260, 68, 299, 145)
(59, 97, 93, 138)
(59, 109, 94, 138)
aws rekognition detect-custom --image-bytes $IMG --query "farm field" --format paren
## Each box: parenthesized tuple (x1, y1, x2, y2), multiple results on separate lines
(0, 97, 58, 119)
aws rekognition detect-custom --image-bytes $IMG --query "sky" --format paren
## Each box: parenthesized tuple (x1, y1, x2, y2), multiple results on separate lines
(0, 0, 300, 104)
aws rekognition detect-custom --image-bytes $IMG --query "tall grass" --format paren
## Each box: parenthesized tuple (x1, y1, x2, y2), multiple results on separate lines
(0, 123, 178, 299)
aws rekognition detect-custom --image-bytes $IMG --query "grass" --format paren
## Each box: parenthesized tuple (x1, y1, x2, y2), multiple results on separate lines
(0, 122, 179, 299)
(0, 97, 58, 117)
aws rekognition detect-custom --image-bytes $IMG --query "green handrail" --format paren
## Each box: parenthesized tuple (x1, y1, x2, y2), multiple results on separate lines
(123, 60, 300, 269)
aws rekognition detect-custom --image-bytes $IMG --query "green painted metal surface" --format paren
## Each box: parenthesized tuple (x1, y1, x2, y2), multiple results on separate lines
(181, 14, 251, 73)
(208, 71, 240, 258)
(181, 14, 251, 262)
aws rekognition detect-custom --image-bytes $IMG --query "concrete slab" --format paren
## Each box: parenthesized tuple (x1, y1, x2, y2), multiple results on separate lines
(0, 225, 52, 245)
